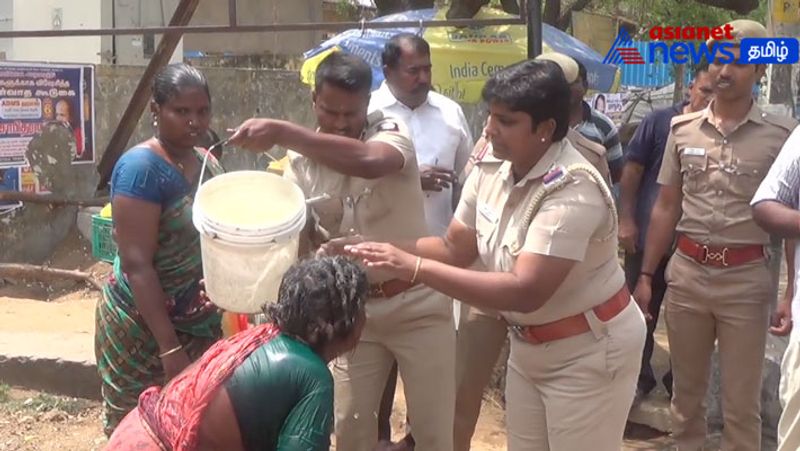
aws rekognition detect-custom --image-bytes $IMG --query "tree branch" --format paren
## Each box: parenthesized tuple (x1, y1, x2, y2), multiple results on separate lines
(556, 0, 592, 30)
(0, 263, 103, 291)
(0, 191, 109, 208)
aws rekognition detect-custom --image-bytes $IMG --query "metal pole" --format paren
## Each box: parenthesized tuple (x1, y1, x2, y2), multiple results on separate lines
(0, 18, 526, 39)
(228, 0, 237, 27)
(527, 0, 542, 58)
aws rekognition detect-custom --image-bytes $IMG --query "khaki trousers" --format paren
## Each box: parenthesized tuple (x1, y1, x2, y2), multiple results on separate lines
(665, 252, 771, 451)
(453, 304, 508, 451)
(505, 300, 645, 451)
(333, 285, 456, 451)
(779, 339, 800, 451)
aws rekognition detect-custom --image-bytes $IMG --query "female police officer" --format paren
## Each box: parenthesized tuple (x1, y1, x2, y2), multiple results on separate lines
(344, 59, 646, 450)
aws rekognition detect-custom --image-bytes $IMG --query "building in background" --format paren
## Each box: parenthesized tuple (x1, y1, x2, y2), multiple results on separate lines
(0, 0, 371, 66)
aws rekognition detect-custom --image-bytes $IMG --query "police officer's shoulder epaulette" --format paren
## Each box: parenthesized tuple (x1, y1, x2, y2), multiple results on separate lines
(669, 110, 703, 131)
(567, 129, 605, 157)
(760, 111, 799, 133)
(368, 111, 403, 133)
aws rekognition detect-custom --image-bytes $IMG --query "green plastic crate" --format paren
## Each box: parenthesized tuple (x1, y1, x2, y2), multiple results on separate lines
(91, 214, 117, 263)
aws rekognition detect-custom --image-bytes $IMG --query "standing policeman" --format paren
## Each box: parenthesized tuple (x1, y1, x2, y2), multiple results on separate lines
(634, 20, 798, 450)
(230, 52, 456, 451)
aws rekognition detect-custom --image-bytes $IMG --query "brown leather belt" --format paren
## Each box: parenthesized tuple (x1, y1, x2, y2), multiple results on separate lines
(512, 286, 631, 345)
(676, 234, 764, 268)
(369, 279, 418, 299)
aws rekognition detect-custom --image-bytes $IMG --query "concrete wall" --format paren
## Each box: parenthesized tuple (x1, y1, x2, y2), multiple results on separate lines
(0, 1, 13, 59)
(109, 0, 184, 66)
(0, 63, 486, 265)
(9, 0, 103, 64)
(0, 64, 317, 263)
(184, 0, 322, 58)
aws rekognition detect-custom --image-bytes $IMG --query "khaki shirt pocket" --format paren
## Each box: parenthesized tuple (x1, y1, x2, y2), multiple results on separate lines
(729, 160, 768, 199)
(475, 203, 499, 266)
(679, 153, 708, 192)
(499, 227, 526, 273)
(311, 197, 343, 237)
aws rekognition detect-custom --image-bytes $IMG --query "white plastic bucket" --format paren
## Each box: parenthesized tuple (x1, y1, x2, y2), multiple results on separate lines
(193, 168, 306, 314)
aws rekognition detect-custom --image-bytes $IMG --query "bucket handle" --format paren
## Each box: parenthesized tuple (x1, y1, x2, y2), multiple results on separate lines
(197, 139, 228, 187)
(193, 139, 227, 239)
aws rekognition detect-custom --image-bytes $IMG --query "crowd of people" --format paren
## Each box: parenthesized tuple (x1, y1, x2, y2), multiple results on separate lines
(93, 16, 800, 451)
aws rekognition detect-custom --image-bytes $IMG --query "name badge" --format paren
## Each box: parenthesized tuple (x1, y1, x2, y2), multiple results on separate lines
(478, 203, 498, 224)
(682, 147, 706, 156)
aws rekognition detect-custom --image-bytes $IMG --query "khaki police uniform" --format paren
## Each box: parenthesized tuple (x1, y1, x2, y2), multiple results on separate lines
(454, 138, 646, 450)
(452, 128, 614, 451)
(657, 100, 797, 449)
(284, 111, 456, 451)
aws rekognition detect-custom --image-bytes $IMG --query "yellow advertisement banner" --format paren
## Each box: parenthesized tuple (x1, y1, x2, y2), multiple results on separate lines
(774, 0, 800, 24)
(424, 8, 532, 103)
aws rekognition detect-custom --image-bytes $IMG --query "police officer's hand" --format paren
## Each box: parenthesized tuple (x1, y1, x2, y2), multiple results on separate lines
(420, 165, 455, 192)
(345, 242, 417, 281)
(227, 119, 280, 151)
(632, 277, 653, 322)
(770, 294, 793, 336)
(618, 217, 638, 254)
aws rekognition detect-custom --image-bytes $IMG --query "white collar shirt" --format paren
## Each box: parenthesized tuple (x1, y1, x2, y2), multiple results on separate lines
(369, 82, 474, 236)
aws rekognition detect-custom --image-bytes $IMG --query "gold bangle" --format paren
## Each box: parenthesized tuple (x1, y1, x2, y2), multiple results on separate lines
(158, 344, 183, 359)
(409, 256, 423, 285)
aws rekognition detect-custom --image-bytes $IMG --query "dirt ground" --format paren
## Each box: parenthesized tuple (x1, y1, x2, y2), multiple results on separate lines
(0, 383, 674, 451)
(0, 230, 701, 450)
(0, 387, 105, 451)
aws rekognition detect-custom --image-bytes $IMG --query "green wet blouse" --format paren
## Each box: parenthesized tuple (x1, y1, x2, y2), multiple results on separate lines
(224, 333, 333, 451)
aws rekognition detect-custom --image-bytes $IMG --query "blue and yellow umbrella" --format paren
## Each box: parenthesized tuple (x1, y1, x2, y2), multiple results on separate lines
(301, 8, 620, 103)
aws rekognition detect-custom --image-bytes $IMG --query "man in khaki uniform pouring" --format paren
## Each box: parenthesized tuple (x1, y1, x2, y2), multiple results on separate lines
(633, 20, 798, 450)
(230, 52, 455, 451)
(451, 52, 612, 451)
(345, 59, 646, 450)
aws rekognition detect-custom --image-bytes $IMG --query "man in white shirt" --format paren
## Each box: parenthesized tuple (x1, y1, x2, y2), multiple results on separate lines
(369, 32, 473, 451)
(751, 125, 800, 451)
(369, 33, 474, 237)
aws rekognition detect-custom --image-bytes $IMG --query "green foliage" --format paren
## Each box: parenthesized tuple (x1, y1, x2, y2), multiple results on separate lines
(336, 0, 360, 19)
(592, 0, 766, 32)
(0, 384, 9, 404)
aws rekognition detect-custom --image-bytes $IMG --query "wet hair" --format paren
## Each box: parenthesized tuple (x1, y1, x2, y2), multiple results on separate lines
(152, 63, 211, 106)
(382, 33, 431, 68)
(481, 59, 571, 141)
(266, 256, 368, 351)
(314, 52, 372, 96)
(576, 59, 588, 88)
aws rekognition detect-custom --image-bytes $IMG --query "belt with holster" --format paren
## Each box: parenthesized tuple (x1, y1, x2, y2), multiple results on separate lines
(511, 286, 630, 345)
(676, 234, 764, 268)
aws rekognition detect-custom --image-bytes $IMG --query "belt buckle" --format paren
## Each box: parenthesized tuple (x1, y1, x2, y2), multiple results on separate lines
(512, 325, 541, 344)
(700, 245, 729, 266)
(369, 282, 387, 298)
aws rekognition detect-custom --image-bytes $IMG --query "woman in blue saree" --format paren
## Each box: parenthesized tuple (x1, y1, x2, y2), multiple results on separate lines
(94, 63, 224, 436)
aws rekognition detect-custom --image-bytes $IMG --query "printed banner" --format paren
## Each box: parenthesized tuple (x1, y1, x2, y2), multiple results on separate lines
(0, 62, 95, 168)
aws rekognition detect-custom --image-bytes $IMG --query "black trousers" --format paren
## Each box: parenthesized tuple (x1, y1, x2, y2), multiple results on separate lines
(624, 251, 672, 394)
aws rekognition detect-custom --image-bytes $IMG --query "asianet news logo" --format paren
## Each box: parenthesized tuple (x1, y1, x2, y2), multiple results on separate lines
(603, 26, 799, 66)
